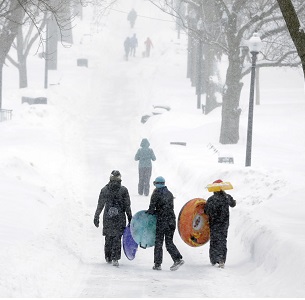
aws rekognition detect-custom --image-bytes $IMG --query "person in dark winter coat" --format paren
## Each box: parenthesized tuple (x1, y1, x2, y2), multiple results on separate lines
(127, 8, 137, 28)
(135, 138, 156, 196)
(204, 179, 236, 268)
(146, 176, 184, 271)
(94, 170, 132, 267)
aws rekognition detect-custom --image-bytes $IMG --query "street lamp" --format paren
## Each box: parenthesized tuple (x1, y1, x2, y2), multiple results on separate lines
(245, 33, 262, 167)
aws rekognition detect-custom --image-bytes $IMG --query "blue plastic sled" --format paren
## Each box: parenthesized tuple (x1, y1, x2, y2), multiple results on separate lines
(123, 225, 138, 260)
(130, 210, 157, 249)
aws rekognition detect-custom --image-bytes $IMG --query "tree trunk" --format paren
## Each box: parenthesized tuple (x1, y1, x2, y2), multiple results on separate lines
(46, 17, 58, 70)
(277, 0, 305, 79)
(196, 39, 204, 109)
(17, 26, 28, 88)
(204, 45, 220, 114)
(0, 65, 3, 109)
(187, 33, 197, 86)
(0, 0, 25, 107)
(19, 61, 28, 89)
(190, 37, 198, 87)
(175, 0, 184, 39)
(58, 0, 73, 44)
(219, 55, 243, 144)
(186, 33, 191, 79)
(201, 0, 221, 114)
(0, 2, 23, 64)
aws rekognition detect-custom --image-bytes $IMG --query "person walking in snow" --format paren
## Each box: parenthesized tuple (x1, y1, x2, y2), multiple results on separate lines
(204, 179, 236, 268)
(134, 138, 156, 196)
(144, 37, 153, 57)
(130, 33, 138, 57)
(93, 170, 132, 267)
(127, 8, 137, 28)
(146, 176, 184, 271)
(124, 37, 131, 61)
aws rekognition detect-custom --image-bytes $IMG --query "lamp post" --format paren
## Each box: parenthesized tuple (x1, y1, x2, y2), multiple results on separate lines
(245, 33, 262, 167)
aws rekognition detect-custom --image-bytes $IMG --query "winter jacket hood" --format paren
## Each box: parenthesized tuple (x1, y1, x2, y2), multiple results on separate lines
(135, 139, 156, 168)
(140, 138, 150, 148)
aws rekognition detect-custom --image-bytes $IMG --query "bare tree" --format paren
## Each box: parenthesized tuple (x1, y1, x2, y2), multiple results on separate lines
(148, 0, 303, 144)
(7, 13, 46, 88)
(0, 0, 72, 107)
(0, 0, 25, 108)
(149, 0, 224, 113)
(0, 0, 119, 107)
(217, 0, 303, 144)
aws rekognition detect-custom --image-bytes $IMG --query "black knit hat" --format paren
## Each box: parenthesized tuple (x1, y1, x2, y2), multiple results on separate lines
(110, 170, 122, 181)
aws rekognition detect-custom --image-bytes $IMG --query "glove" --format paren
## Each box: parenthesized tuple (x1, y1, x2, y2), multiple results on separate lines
(94, 217, 99, 228)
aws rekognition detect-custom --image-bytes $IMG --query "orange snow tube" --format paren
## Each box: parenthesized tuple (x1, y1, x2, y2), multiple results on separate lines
(178, 198, 210, 247)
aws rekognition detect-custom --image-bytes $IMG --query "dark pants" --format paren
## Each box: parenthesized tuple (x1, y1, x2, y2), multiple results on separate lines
(154, 223, 182, 266)
(138, 167, 152, 196)
(104, 235, 122, 261)
(209, 222, 229, 264)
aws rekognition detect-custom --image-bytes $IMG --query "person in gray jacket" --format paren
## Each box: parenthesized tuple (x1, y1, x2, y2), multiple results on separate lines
(94, 170, 132, 267)
(134, 138, 156, 196)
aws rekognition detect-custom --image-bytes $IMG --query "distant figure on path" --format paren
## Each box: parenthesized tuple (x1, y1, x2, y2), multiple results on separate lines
(134, 138, 156, 196)
(124, 37, 131, 60)
(204, 179, 236, 269)
(130, 33, 138, 57)
(144, 37, 153, 57)
(127, 8, 137, 28)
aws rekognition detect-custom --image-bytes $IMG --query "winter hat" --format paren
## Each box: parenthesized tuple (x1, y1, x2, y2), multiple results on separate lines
(153, 176, 165, 189)
(110, 170, 122, 181)
(213, 179, 223, 184)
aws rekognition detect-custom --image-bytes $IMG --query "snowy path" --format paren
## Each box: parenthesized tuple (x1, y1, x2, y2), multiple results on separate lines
(63, 2, 258, 297)
(70, 58, 256, 297)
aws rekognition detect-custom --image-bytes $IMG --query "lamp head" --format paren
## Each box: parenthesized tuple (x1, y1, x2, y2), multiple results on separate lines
(248, 32, 262, 53)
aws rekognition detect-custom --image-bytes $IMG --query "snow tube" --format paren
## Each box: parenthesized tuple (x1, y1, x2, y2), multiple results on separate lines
(178, 198, 210, 247)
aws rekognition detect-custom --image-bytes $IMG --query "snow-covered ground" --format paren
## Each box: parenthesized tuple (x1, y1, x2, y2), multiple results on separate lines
(1, 0, 305, 297)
